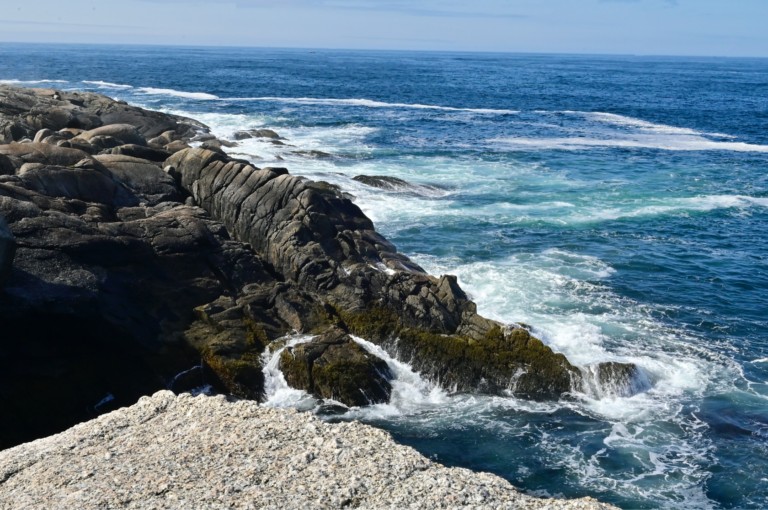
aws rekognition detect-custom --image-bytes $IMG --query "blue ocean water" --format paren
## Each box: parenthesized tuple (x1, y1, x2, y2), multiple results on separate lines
(2, 44, 767, 509)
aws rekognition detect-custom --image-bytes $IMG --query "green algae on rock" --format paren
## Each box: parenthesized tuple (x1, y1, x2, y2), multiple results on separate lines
(280, 328, 392, 407)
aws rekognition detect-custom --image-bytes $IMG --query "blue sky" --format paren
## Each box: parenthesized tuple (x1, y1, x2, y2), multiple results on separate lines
(0, 0, 766, 57)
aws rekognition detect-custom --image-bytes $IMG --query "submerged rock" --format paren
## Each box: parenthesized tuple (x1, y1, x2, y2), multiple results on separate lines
(580, 361, 650, 398)
(352, 174, 410, 189)
(280, 328, 392, 407)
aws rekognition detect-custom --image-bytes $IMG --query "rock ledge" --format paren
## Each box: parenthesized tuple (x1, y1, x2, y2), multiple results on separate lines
(0, 391, 617, 510)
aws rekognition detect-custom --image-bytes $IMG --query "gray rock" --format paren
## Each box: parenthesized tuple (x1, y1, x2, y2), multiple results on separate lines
(32, 129, 53, 143)
(0, 391, 619, 510)
(249, 128, 280, 139)
(76, 123, 147, 146)
(233, 130, 252, 140)
(0, 213, 16, 288)
(94, 154, 181, 205)
(0, 142, 93, 170)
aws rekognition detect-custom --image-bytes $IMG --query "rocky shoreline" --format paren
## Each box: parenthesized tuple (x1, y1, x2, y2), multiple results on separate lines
(0, 390, 619, 509)
(0, 83, 637, 506)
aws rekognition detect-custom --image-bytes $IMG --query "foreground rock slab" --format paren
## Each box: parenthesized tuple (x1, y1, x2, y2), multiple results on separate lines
(0, 391, 618, 510)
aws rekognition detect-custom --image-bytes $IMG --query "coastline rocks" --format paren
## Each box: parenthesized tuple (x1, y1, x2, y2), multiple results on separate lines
(280, 328, 392, 407)
(0, 84, 207, 141)
(0, 214, 15, 288)
(0, 142, 92, 170)
(74, 123, 147, 147)
(167, 146, 602, 399)
(0, 391, 619, 510)
(0, 85, 646, 449)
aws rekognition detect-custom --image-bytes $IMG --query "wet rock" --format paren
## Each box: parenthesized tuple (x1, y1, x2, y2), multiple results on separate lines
(292, 149, 333, 158)
(233, 130, 252, 140)
(249, 128, 280, 139)
(580, 361, 649, 398)
(0, 214, 16, 288)
(280, 328, 392, 407)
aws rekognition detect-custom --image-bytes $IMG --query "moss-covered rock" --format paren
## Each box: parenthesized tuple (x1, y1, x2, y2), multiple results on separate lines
(280, 327, 392, 407)
(335, 305, 580, 399)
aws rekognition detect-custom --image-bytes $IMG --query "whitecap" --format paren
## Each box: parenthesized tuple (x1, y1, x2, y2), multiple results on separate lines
(136, 87, 219, 100)
(491, 135, 768, 153)
(223, 96, 519, 114)
(0, 79, 69, 84)
(83, 80, 133, 89)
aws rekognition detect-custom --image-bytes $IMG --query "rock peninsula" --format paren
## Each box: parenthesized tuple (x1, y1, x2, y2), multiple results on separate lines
(0, 83, 641, 444)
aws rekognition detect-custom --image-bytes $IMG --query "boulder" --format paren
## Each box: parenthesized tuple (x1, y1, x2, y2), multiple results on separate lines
(233, 131, 252, 140)
(164, 140, 191, 153)
(353, 174, 410, 190)
(95, 154, 181, 205)
(0, 214, 16, 288)
(33, 128, 54, 143)
(280, 328, 392, 407)
(0, 142, 93, 170)
(76, 124, 147, 146)
(249, 129, 280, 139)
(108, 144, 171, 162)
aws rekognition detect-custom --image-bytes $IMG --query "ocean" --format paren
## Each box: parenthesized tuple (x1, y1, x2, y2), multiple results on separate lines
(2, 43, 767, 509)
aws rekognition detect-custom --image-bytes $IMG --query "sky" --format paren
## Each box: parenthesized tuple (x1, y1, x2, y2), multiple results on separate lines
(0, 0, 766, 57)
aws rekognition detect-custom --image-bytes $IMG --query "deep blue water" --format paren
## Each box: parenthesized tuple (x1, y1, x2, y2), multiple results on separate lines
(2, 43, 767, 509)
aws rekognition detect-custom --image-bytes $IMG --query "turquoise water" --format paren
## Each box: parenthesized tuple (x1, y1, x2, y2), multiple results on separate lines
(2, 44, 767, 509)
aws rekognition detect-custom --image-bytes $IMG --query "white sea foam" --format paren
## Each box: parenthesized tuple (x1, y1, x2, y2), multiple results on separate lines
(225, 96, 519, 114)
(0, 79, 68, 84)
(492, 135, 768, 153)
(136, 87, 219, 100)
(83, 80, 133, 89)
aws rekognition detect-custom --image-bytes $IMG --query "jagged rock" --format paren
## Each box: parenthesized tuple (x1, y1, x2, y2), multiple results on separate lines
(281, 328, 392, 407)
(169, 147, 586, 399)
(353, 174, 409, 189)
(0, 214, 16, 288)
(0, 85, 642, 449)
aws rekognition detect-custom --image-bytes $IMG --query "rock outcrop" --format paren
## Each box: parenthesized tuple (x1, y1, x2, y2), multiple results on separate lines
(281, 328, 392, 407)
(0, 391, 619, 509)
(0, 84, 644, 449)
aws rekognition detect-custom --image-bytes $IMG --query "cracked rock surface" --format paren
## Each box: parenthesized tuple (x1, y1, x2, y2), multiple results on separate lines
(0, 391, 618, 510)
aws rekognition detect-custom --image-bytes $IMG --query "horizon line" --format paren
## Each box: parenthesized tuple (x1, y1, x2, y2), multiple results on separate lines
(1, 40, 767, 60)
